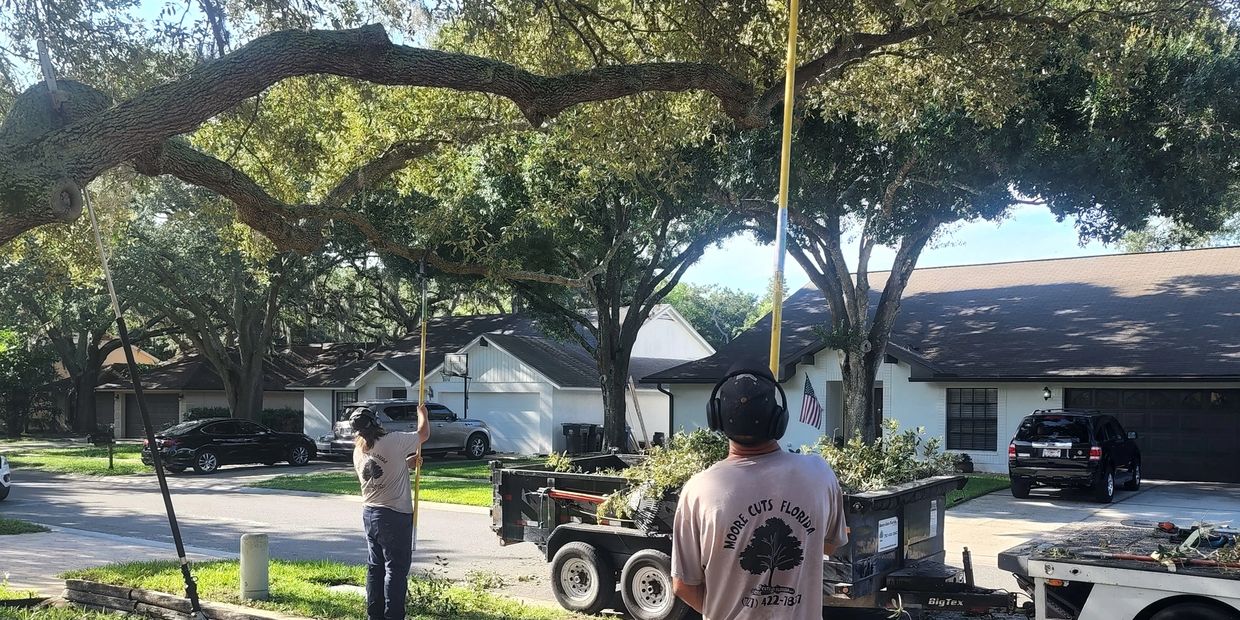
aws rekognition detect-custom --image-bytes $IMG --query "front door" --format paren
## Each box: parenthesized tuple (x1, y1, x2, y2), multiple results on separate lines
(872, 387, 884, 437)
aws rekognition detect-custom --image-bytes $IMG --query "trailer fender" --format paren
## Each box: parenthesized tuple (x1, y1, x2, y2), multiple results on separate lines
(545, 524, 672, 570)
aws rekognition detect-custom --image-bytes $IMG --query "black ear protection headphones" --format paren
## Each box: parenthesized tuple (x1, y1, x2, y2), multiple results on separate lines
(707, 368, 789, 441)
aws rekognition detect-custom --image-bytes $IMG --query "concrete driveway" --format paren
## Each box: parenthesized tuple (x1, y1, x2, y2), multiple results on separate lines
(945, 479, 1240, 590)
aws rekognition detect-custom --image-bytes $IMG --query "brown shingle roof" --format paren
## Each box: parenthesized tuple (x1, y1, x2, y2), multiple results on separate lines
(648, 247, 1240, 383)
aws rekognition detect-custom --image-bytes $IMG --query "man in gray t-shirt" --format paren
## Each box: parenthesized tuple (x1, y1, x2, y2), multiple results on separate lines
(351, 405, 429, 620)
(672, 361, 848, 620)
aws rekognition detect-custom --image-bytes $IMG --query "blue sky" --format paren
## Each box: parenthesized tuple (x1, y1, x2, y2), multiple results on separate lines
(682, 204, 1119, 295)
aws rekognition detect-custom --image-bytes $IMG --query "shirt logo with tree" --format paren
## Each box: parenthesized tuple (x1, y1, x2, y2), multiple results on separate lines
(738, 517, 804, 596)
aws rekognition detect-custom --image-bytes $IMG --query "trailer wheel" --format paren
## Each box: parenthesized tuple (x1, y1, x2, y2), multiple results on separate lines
(621, 549, 690, 620)
(1150, 602, 1239, 620)
(550, 542, 615, 615)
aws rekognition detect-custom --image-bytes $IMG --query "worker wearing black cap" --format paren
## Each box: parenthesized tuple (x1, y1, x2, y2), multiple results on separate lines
(671, 360, 848, 619)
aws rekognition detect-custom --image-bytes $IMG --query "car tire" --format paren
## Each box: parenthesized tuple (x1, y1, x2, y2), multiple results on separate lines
(0, 485, 10, 501)
(288, 444, 312, 466)
(1149, 602, 1238, 620)
(550, 542, 615, 615)
(621, 549, 691, 620)
(164, 465, 186, 474)
(1093, 467, 1115, 503)
(1123, 461, 1141, 491)
(465, 434, 489, 460)
(1011, 479, 1032, 499)
(192, 450, 220, 474)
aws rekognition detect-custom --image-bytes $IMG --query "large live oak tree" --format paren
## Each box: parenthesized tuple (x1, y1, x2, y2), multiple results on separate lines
(0, 0, 1223, 289)
(720, 33, 1240, 441)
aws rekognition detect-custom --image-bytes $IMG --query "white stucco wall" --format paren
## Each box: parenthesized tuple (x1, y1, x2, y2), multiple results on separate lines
(631, 311, 714, 360)
(355, 367, 411, 401)
(302, 390, 335, 439)
(549, 388, 671, 452)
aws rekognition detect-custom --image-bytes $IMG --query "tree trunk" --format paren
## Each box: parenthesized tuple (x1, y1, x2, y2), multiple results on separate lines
(73, 366, 102, 432)
(840, 348, 884, 442)
(226, 365, 265, 421)
(599, 354, 632, 452)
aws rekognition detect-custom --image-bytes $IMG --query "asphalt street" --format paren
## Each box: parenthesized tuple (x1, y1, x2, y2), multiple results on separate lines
(0, 461, 554, 602)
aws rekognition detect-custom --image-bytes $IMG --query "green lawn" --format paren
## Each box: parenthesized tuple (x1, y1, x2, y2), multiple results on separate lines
(0, 585, 40, 601)
(0, 518, 50, 535)
(64, 560, 581, 620)
(0, 608, 109, 620)
(5, 444, 148, 476)
(946, 474, 1011, 508)
(249, 458, 538, 507)
(253, 473, 493, 507)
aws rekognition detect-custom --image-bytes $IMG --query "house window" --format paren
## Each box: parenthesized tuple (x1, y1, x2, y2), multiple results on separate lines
(946, 388, 998, 451)
(391, 388, 408, 400)
(334, 390, 358, 421)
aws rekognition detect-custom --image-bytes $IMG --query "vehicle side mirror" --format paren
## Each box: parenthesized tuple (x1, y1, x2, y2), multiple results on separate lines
(450, 414, 459, 422)
(1127, 431, 1138, 440)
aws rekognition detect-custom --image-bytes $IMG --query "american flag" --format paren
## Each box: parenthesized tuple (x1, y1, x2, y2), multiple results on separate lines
(799, 375, 823, 429)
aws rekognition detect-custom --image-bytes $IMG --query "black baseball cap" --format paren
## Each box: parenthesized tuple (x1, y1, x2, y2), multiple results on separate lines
(717, 359, 780, 439)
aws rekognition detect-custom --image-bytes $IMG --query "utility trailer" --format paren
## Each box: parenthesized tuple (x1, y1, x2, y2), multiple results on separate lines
(492, 454, 1027, 620)
(999, 521, 1240, 620)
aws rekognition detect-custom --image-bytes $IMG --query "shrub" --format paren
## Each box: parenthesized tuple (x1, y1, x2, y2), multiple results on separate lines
(811, 419, 957, 493)
(260, 408, 303, 433)
(184, 407, 229, 421)
(599, 428, 728, 518)
(597, 421, 957, 517)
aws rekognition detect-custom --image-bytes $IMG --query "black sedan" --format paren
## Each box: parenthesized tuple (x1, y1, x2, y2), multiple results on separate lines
(141, 418, 316, 474)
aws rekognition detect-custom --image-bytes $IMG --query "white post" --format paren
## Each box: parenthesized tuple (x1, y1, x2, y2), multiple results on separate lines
(240, 533, 269, 601)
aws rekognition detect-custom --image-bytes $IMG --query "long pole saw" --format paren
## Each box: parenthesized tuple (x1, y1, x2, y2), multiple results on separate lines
(768, 0, 801, 378)
(44, 25, 206, 615)
(84, 191, 207, 619)
(412, 260, 427, 551)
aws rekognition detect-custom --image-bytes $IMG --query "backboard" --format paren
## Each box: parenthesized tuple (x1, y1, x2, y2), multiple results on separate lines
(443, 353, 468, 378)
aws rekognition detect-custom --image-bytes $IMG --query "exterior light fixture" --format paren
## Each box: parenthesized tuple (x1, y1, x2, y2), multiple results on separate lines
(1042, 387, 1052, 401)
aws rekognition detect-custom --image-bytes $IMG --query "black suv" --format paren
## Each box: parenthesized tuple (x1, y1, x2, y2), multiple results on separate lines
(1008, 409, 1141, 503)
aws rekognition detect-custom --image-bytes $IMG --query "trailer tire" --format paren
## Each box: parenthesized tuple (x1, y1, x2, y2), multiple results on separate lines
(550, 541, 615, 615)
(621, 549, 690, 620)
(1149, 602, 1239, 620)
(1011, 479, 1032, 499)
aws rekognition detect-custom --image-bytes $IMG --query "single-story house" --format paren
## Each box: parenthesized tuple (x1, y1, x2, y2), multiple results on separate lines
(290, 305, 715, 454)
(94, 344, 361, 438)
(646, 247, 1240, 483)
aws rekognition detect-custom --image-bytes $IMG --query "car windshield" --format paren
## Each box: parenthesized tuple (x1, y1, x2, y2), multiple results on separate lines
(1016, 416, 1091, 443)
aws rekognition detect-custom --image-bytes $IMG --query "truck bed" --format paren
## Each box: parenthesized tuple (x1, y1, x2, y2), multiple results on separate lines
(999, 520, 1240, 581)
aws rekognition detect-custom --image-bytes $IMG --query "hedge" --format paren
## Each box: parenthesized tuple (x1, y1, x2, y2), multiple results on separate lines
(183, 407, 303, 433)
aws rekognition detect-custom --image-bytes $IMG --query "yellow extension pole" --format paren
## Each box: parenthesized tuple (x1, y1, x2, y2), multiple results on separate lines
(412, 271, 427, 550)
(768, 0, 801, 378)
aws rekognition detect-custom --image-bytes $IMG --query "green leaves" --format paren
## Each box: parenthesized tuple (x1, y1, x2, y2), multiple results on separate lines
(812, 419, 958, 494)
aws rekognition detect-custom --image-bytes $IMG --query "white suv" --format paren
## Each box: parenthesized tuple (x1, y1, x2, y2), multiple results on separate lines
(317, 400, 492, 460)
(1, 453, 11, 501)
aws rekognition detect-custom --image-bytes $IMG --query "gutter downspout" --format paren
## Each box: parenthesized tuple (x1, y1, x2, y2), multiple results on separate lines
(657, 383, 674, 436)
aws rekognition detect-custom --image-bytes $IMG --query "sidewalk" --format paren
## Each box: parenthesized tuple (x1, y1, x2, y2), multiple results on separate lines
(1, 524, 234, 595)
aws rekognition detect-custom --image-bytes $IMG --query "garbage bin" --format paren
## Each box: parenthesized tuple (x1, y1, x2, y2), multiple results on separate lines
(561, 423, 587, 454)
(586, 424, 603, 452)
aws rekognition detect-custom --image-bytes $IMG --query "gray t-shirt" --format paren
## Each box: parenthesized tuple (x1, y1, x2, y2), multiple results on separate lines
(353, 431, 422, 514)
(672, 449, 848, 620)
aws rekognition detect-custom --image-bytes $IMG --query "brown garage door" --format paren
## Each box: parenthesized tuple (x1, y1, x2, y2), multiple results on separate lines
(123, 394, 181, 438)
(1064, 388, 1240, 483)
